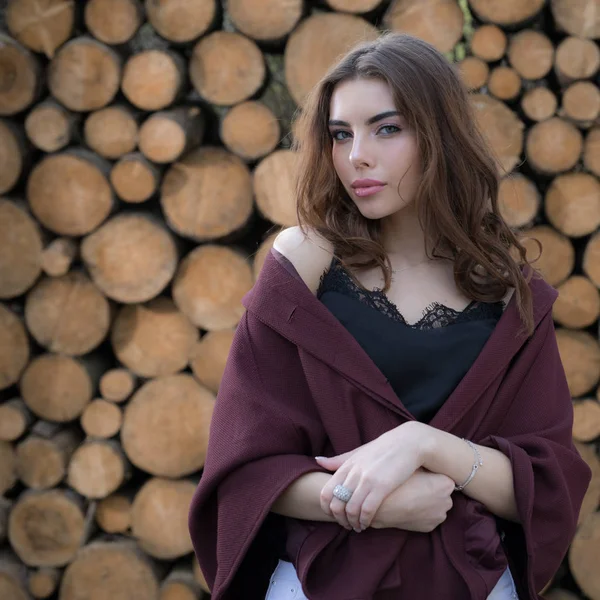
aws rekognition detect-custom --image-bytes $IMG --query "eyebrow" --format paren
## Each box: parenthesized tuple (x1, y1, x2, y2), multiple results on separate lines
(327, 110, 401, 127)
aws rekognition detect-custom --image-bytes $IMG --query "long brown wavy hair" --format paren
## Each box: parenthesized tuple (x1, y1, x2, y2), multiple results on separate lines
(291, 31, 539, 337)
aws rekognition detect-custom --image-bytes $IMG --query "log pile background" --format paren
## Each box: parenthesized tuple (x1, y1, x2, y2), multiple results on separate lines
(0, 0, 599, 598)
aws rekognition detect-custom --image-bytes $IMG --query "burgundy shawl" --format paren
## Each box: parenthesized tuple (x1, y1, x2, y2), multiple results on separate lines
(188, 248, 591, 600)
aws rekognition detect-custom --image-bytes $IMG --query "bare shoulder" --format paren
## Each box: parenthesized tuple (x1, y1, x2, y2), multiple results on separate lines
(272, 226, 335, 295)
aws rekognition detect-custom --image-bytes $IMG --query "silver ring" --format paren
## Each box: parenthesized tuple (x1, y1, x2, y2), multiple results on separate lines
(333, 484, 353, 503)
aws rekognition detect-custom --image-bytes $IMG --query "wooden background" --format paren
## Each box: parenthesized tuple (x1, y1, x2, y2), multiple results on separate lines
(0, 0, 599, 598)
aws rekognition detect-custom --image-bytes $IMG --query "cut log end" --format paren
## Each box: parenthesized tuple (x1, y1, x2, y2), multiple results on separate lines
(228, 0, 303, 40)
(545, 172, 600, 238)
(498, 173, 540, 228)
(84, 105, 139, 159)
(221, 101, 281, 160)
(457, 56, 489, 90)
(470, 24, 506, 62)
(110, 153, 159, 203)
(48, 37, 121, 112)
(7, 0, 74, 58)
(190, 31, 266, 106)
(25, 100, 75, 152)
(526, 117, 582, 175)
(99, 368, 137, 403)
(84, 0, 143, 45)
(488, 66, 521, 101)
(145, 0, 216, 43)
(554, 276, 600, 329)
(521, 87, 557, 122)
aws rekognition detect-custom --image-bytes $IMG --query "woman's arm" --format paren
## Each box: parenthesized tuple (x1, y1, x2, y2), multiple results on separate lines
(270, 468, 455, 532)
(420, 426, 520, 523)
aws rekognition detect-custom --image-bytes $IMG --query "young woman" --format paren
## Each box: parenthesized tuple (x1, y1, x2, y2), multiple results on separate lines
(188, 32, 591, 600)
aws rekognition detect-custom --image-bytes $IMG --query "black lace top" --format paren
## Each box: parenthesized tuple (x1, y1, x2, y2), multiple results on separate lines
(317, 257, 505, 423)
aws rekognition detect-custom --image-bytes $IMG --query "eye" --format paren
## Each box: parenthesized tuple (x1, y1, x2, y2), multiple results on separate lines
(330, 130, 351, 141)
(378, 125, 400, 135)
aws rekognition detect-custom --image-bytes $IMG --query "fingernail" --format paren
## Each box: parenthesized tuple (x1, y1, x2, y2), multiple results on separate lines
(354, 527, 361, 533)
(315, 456, 326, 460)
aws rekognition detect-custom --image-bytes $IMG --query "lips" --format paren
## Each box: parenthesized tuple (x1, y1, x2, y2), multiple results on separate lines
(351, 178, 385, 188)
(350, 179, 387, 197)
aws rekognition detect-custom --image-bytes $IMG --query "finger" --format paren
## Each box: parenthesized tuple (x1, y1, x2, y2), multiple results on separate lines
(359, 490, 387, 530)
(320, 463, 352, 515)
(315, 450, 355, 470)
(337, 473, 364, 532)
(329, 496, 352, 530)
(343, 478, 370, 532)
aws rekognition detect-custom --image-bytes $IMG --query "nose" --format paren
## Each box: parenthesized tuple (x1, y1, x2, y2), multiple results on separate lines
(348, 135, 374, 169)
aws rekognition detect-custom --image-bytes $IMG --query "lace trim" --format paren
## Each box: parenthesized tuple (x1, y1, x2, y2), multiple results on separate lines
(317, 259, 505, 330)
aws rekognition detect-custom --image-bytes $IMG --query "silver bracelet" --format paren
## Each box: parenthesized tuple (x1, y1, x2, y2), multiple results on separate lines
(454, 438, 483, 492)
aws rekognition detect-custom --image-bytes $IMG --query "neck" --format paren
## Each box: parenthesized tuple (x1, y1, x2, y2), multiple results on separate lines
(380, 204, 431, 268)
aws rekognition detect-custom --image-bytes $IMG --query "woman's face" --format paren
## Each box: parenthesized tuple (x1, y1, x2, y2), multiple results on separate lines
(328, 78, 422, 220)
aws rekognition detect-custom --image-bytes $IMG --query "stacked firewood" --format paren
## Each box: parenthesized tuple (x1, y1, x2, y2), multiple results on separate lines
(0, 0, 598, 598)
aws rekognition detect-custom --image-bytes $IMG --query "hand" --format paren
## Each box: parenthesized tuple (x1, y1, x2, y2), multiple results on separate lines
(316, 422, 429, 532)
(371, 468, 455, 532)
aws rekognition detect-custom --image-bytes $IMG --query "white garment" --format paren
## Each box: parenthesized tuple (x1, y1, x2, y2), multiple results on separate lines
(265, 560, 520, 600)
